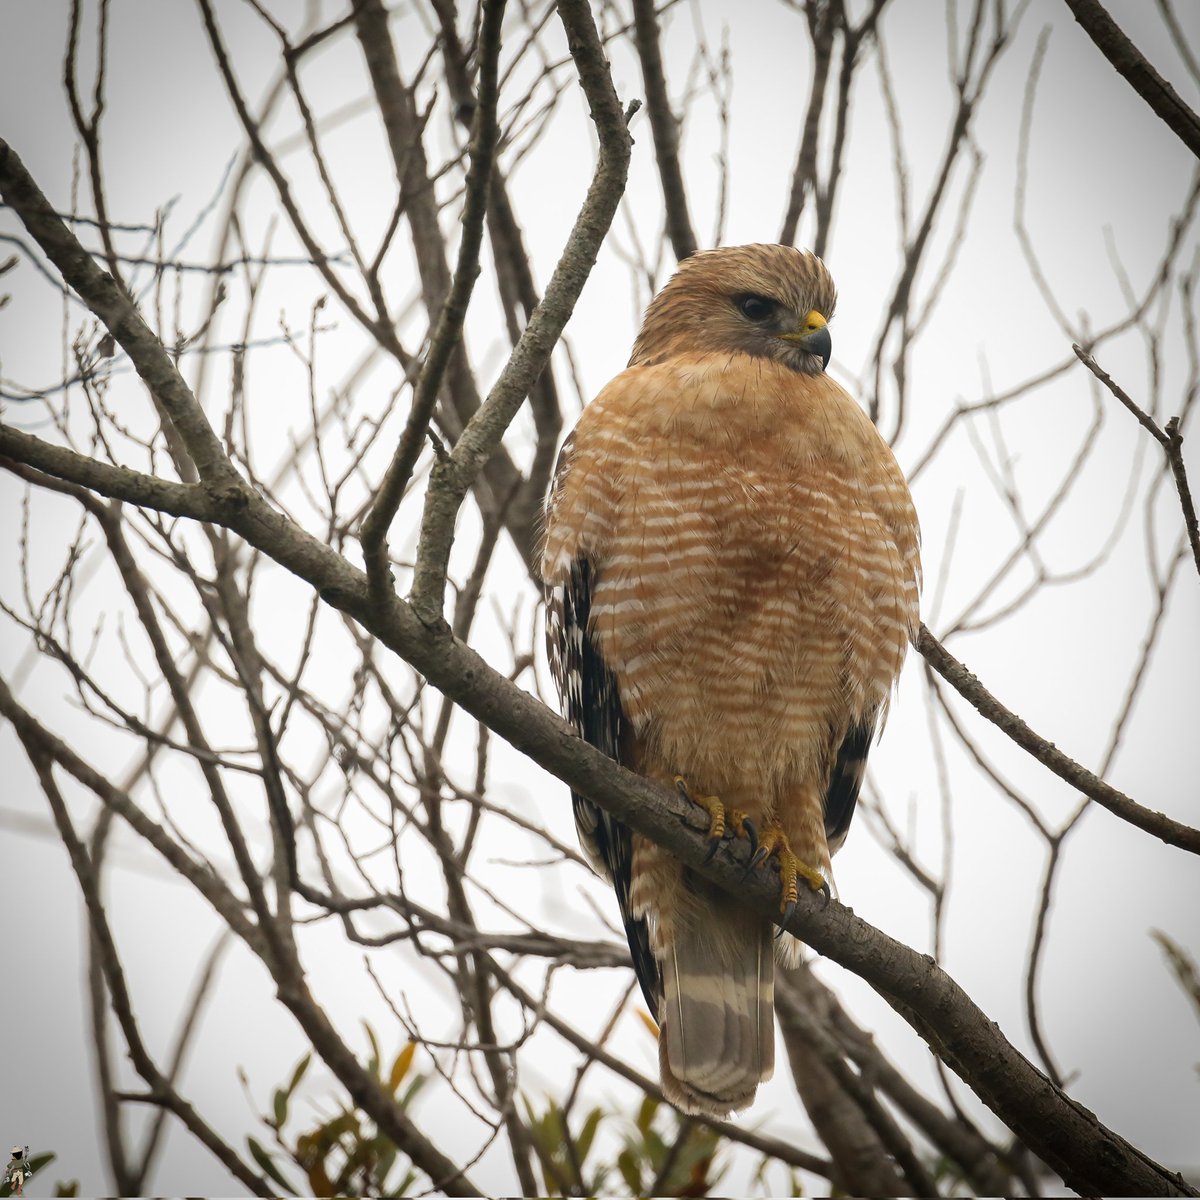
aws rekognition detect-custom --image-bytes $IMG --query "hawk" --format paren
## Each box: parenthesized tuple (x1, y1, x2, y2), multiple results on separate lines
(541, 244, 921, 1117)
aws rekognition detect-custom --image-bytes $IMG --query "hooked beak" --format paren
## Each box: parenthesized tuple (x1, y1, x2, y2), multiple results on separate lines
(779, 309, 831, 370)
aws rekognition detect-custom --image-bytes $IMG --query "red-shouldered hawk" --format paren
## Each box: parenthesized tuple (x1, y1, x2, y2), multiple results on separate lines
(542, 244, 921, 1117)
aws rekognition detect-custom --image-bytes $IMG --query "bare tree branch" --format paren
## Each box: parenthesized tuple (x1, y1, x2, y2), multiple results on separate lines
(3, 6, 1195, 1193)
(407, 0, 637, 621)
(0, 138, 237, 486)
(1062, 0, 1200, 159)
(1073, 343, 1200, 577)
(917, 623, 1200, 854)
(631, 0, 697, 261)
(359, 0, 507, 603)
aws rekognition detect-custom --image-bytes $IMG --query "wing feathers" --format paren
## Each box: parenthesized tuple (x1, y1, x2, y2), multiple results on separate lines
(823, 713, 877, 855)
(547, 555, 661, 1015)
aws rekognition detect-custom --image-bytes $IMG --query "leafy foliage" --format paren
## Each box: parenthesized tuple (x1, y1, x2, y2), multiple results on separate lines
(523, 1097, 610, 1195)
(249, 1039, 812, 1198)
(523, 1093, 734, 1198)
(614, 1096, 725, 1197)
(245, 1029, 425, 1197)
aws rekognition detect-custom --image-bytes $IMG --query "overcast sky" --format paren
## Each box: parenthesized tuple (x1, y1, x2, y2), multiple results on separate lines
(1, 1, 1198, 1194)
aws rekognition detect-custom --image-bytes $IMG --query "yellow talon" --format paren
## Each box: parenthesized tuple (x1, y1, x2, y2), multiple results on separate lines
(674, 777, 760, 863)
(754, 822, 829, 913)
(674, 774, 726, 841)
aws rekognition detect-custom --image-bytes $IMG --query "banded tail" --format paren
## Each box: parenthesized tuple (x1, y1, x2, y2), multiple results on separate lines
(657, 906, 775, 1117)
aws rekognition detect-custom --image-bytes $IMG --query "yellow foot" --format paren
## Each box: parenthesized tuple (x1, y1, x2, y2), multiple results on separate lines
(673, 775, 756, 862)
(749, 822, 831, 920)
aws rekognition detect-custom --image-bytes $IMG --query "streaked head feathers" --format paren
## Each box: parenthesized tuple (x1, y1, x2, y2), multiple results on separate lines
(630, 244, 837, 374)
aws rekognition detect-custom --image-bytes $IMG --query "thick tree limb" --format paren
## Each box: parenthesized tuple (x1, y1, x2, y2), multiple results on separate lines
(776, 967, 917, 1196)
(814, 966, 1015, 1194)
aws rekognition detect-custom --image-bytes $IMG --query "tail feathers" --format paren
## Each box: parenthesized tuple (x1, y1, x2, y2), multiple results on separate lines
(658, 909, 775, 1117)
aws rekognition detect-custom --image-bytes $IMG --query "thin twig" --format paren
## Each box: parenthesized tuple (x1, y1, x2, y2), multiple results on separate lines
(917, 623, 1200, 854)
(1073, 343, 1200, 576)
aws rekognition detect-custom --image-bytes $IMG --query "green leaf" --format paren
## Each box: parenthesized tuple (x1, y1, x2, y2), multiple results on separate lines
(318, 1109, 359, 1149)
(362, 1021, 382, 1075)
(398, 1072, 426, 1108)
(636, 1094, 659, 1134)
(546, 1099, 566, 1144)
(642, 1126, 668, 1165)
(389, 1042, 416, 1093)
(576, 1106, 604, 1163)
(617, 1148, 642, 1194)
(285, 1051, 312, 1098)
(375, 1141, 398, 1189)
(305, 1158, 334, 1198)
(247, 1136, 294, 1193)
(272, 1087, 289, 1129)
(525, 1110, 568, 1198)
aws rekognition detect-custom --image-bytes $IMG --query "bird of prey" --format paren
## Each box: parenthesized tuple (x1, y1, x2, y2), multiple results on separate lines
(542, 244, 921, 1117)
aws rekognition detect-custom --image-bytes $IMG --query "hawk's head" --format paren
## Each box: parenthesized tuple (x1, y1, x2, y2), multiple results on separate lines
(629, 243, 836, 375)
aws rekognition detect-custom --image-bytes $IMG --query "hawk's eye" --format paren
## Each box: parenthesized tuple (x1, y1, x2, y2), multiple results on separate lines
(735, 294, 776, 322)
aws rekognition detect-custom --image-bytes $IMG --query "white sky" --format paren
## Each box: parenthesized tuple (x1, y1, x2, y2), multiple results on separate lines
(1, 0, 1198, 1194)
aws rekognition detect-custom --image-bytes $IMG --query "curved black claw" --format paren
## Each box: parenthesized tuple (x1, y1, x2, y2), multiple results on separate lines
(776, 898, 797, 938)
(703, 836, 721, 864)
(742, 844, 770, 881)
(741, 816, 759, 859)
(817, 879, 832, 908)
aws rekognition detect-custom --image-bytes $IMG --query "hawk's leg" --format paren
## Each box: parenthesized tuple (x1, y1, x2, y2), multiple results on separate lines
(673, 776, 758, 862)
(749, 821, 831, 922)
